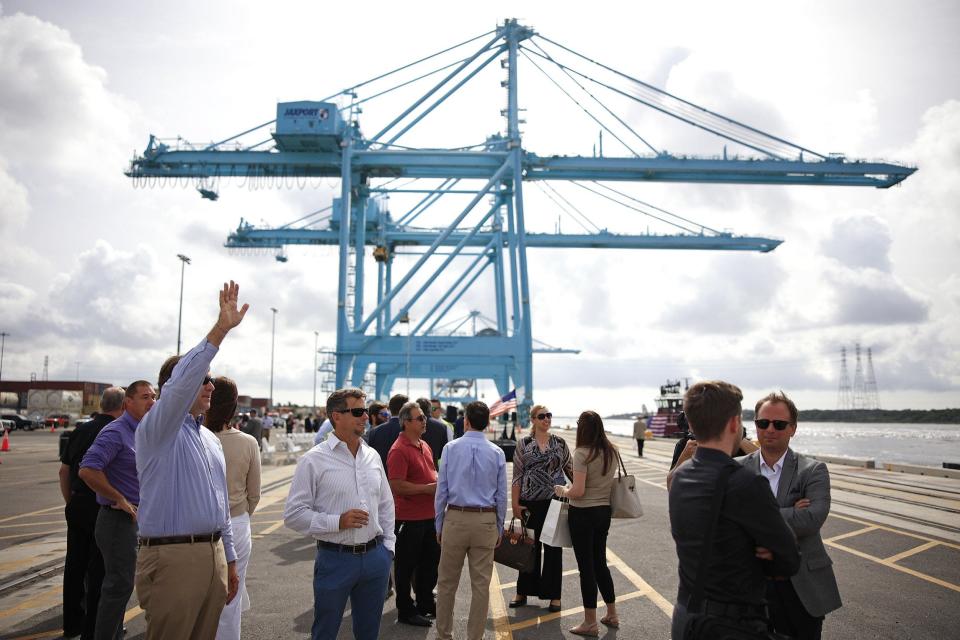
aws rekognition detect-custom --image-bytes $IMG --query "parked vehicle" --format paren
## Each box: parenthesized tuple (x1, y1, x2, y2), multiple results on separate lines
(1, 413, 38, 431)
(44, 414, 71, 430)
(1, 418, 14, 435)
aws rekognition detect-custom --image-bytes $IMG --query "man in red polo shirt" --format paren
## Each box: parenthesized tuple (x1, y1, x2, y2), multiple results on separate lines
(387, 401, 439, 627)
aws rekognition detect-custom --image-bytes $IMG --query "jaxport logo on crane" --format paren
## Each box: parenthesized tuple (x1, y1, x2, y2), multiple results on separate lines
(284, 107, 329, 120)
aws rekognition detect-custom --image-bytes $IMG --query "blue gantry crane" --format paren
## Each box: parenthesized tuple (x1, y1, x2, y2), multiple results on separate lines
(125, 19, 915, 420)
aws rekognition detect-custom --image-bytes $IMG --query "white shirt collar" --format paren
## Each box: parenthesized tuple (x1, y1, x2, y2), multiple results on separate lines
(760, 450, 788, 473)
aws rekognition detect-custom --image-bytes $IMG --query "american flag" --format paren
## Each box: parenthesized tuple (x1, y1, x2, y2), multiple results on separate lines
(489, 389, 517, 418)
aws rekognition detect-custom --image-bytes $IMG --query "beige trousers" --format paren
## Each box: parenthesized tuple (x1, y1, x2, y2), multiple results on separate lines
(435, 510, 499, 640)
(135, 538, 228, 640)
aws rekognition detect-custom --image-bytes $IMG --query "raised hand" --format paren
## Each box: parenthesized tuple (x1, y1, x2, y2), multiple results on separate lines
(218, 280, 249, 330)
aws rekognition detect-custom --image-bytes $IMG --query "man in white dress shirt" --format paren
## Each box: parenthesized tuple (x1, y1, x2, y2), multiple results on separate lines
(283, 387, 396, 640)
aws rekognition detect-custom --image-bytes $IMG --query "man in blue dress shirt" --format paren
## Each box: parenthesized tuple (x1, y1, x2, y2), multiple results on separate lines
(434, 401, 507, 640)
(133, 281, 248, 640)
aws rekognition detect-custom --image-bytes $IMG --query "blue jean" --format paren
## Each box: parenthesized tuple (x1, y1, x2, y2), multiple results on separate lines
(311, 542, 392, 640)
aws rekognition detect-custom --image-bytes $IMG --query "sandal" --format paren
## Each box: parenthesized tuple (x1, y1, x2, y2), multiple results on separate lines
(600, 615, 620, 628)
(570, 624, 599, 637)
(547, 600, 562, 612)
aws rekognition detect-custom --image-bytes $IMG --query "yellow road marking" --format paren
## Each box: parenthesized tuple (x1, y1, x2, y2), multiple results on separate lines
(824, 525, 878, 543)
(507, 589, 645, 631)
(123, 604, 144, 623)
(7, 630, 63, 639)
(0, 506, 62, 525)
(488, 565, 513, 639)
(0, 585, 60, 620)
(883, 541, 941, 564)
(829, 513, 960, 550)
(0, 520, 64, 529)
(606, 549, 674, 618)
(0, 529, 64, 541)
(824, 540, 960, 593)
(256, 520, 286, 536)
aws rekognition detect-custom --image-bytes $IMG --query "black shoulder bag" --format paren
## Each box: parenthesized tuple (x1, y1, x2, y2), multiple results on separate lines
(683, 466, 792, 640)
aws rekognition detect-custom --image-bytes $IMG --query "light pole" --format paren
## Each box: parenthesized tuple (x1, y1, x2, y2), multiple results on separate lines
(176, 254, 191, 354)
(312, 331, 319, 415)
(0, 332, 9, 381)
(269, 307, 278, 409)
(399, 313, 411, 396)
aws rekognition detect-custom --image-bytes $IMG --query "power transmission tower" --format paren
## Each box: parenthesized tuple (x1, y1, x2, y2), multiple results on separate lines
(864, 347, 880, 409)
(837, 346, 852, 410)
(851, 342, 866, 409)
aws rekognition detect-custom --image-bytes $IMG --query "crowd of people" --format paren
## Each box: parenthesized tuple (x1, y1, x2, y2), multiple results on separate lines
(58, 281, 840, 640)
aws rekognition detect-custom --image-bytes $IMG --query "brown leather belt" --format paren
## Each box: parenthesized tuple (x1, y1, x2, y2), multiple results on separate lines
(139, 531, 222, 547)
(448, 505, 496, 513)
(317, 538, 379, 554)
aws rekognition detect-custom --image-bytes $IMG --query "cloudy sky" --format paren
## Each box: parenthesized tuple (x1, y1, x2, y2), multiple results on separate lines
(1, 0, 958, 416)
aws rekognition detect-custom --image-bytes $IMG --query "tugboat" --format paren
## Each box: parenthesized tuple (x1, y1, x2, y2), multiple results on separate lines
(647, 379, 688, 438)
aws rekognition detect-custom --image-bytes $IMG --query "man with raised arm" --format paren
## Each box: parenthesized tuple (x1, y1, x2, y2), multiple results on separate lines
(133, 281, 248, 639)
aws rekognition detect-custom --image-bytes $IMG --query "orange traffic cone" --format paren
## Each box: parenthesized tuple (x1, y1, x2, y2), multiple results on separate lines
(1, 429, 9, 452)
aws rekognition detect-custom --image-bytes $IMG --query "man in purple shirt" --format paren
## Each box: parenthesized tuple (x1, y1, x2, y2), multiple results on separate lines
(79, 381, 156, 640)
(134, 280, 248, 640)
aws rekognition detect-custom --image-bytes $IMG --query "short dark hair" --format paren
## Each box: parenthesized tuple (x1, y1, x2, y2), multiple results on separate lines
(415, 397, 432, 416)
(249, 408, 258, 417)
(683, 380, 743, 442)
(755, 390, 798, 424)
(157, 355, 182, 395)
(124, 381, 153, 399)
(388, 393, 409, 415)
(206, 376, 238, 432)
(464, 401, 489, 431)
(327, 387, 366, 416)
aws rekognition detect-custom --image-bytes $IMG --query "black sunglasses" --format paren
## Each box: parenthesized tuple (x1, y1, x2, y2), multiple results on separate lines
(202, 375, 214, 386)
(405, 414, 426, 423)
(755, 419, 791, 431)
(536, 412, 553, 420)
(336, 407, 368, 417)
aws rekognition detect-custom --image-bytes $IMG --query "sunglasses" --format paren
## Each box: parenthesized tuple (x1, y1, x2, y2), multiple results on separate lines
(754, 419, 791, 431)
(336, 407, 368, 417)
(202, 375, 215, 386)
(405, 415, 426, 423)
(378, 410, 391, 418)
(536, 412, 553, 420)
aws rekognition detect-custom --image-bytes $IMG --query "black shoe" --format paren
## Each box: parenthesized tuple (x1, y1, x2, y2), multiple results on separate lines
(509, 596, 528, 608)
(547, 602, 562, 612)
(398, 614, 433, 627)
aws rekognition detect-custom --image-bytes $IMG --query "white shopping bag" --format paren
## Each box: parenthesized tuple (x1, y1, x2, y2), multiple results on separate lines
(540, 498, 572, 548)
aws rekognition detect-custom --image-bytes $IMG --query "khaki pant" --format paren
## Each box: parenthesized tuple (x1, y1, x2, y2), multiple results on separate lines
(435, 510, 499, 640)
(135, 538, 228, 640)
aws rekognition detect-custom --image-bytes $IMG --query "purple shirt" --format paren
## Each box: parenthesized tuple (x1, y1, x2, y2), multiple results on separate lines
(80, 412, 140, 506)
(135, 338, 236, 563)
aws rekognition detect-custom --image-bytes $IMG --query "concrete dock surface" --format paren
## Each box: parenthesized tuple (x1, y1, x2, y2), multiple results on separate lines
(1, 429, 958, 639)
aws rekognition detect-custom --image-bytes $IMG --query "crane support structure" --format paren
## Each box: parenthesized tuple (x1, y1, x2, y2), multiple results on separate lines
(125, 19, 915, 420)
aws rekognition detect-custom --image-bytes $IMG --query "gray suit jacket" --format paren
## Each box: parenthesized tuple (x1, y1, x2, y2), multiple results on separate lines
(736, 448, 842, 617)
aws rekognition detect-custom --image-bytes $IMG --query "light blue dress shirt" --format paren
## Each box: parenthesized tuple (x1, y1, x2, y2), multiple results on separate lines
(135, 338, 236, 562)
(434, 430, 507, 535)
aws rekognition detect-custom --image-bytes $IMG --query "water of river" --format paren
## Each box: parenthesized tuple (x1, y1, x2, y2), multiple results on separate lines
(550, 417, 960, 468)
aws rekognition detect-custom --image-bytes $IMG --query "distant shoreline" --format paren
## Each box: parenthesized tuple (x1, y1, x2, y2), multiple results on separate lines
(605, 408, 960, 425)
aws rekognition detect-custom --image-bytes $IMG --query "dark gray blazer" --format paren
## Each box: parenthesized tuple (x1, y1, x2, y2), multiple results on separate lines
(736, 448, 842, 617)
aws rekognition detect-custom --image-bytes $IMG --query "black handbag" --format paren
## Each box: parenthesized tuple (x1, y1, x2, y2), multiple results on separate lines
(682, 466, 792, 640)
(494, 516, 536, 573)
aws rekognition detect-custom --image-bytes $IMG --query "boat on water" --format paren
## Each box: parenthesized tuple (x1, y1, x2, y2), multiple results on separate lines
(647, 379, 688, 438)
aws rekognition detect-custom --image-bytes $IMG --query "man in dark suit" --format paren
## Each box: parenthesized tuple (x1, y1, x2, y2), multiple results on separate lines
(737, 391, 842, 640)
(367, 393, 408, 473)
(416, 398, 449, 469)
(668, 380, 800, 640)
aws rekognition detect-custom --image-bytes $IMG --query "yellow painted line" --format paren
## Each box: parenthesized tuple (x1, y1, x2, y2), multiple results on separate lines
(825, 540, 960, 593)
(0, 585, 60, 620)
(0, 506, 62, 524)
(829, 513, 960, 551)
(824, 525, 878, 543)
(257, 520, 286, 537)
(606, 549, 674, 618)
(488, 565, 513, 639)
(7, 630, 63, 639)
(499, 568, 579, 590)
(883, 540, 941, 564)
(0, 529, 64, 541)
(0, 520, 64, 529)
(123, 604, 144, 623)
(507, 589, 645, 631)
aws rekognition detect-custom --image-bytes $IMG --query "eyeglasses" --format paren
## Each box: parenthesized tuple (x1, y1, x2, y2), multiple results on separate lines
(336, 407, 368, 417)
(405, 415, 426, 423)
(202, 375, 214, 386)
(754, 419, 791, 431)
(536, 412, 553, 420)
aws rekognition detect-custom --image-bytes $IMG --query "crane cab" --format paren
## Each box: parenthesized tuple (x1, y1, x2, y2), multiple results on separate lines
(272, 101, 344, 152)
